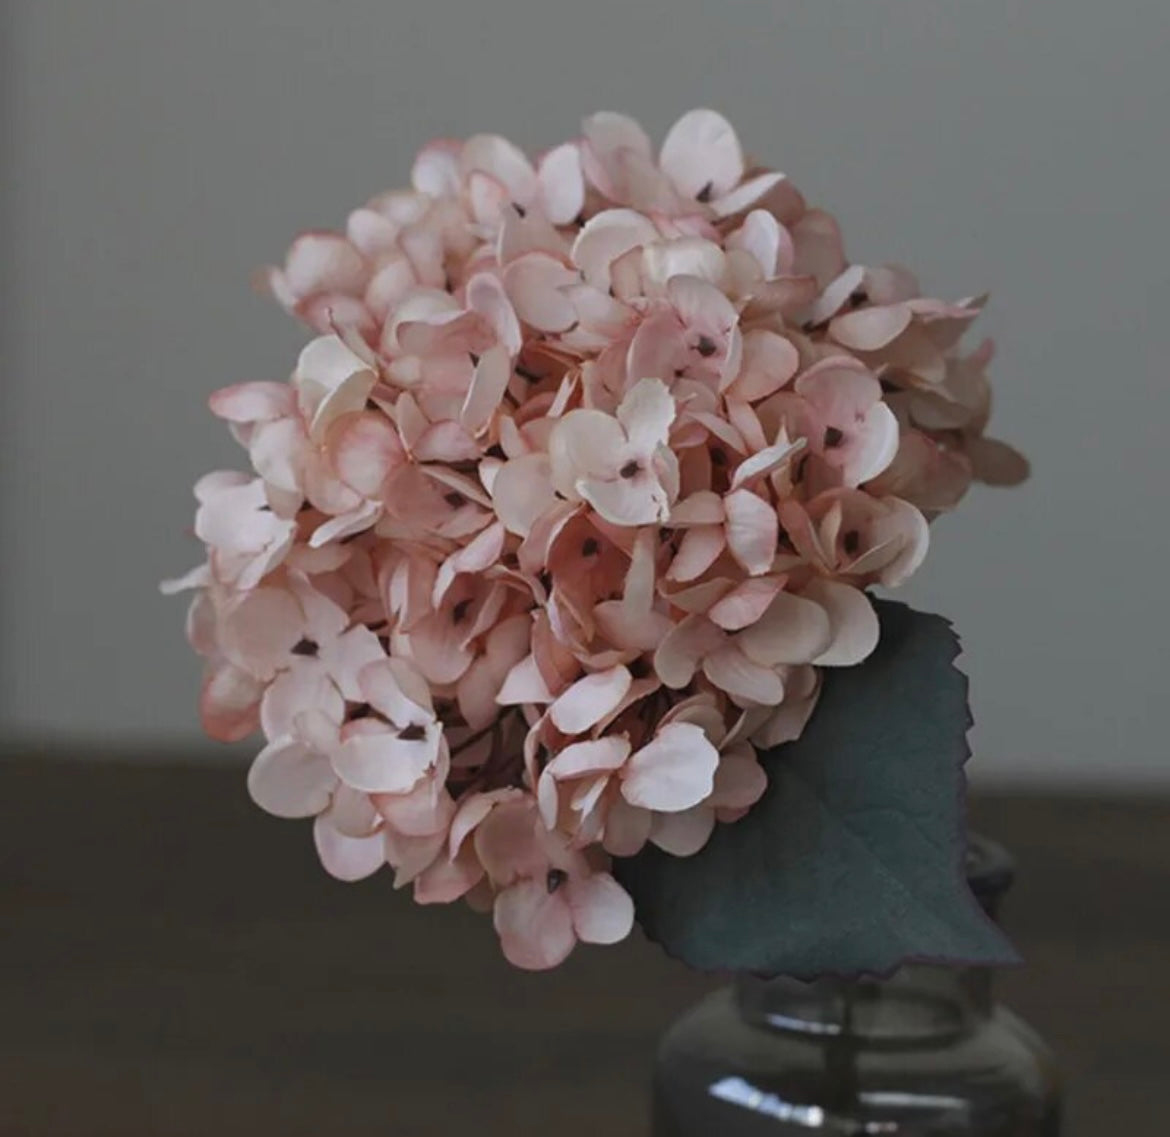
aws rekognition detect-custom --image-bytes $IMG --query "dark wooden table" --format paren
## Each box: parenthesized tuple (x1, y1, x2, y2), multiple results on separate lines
(1, 756, 1167, 1135)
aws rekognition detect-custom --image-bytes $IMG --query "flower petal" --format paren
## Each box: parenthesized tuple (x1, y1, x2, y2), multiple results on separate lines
(549, 666, 633, 734)
(735, 591, 832, 666)
(622, 721, 718, 812)
(313, 815, 386, 882)
(724, 489, 778, 577)
(247, 736, 336, 819)
(494, 880, 576, 970)
(659, 108, 744, 200)
(566, 872, 635, 945)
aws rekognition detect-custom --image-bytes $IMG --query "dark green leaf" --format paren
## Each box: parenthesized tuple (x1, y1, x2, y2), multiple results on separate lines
(614, 599, 1017, 978)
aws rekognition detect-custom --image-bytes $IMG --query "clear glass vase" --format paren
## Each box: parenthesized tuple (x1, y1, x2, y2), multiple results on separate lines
(651, 837, 1061, 1135)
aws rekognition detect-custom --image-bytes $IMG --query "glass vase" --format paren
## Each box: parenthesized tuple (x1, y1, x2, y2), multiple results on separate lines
(651, 837, 1061, 1135)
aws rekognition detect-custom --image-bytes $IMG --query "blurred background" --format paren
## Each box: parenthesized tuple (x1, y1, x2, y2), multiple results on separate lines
(2, 0, 1167, 788)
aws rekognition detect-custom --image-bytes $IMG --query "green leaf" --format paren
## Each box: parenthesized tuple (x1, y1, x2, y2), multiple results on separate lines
(614, 599, 1018, 978)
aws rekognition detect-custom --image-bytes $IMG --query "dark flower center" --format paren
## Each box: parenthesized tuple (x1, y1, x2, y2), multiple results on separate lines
(619, 460, 641, 479)
(398, 723, 427, 742)
(582, 537, 600, 557)
(824, 426, 845, 448)
(695, 335, 717, 358)
(695, 181, 714, 204)
(843, 530, 861, 556)
(291, 638, 319, 658)
(546, 869, 568, 894)
(452, 598, 473, 624)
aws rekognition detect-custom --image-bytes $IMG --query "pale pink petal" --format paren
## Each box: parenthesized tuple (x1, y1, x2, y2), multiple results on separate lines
(328, 783, 382, 838)
(702, 646, 786, 706)
(879, 498, 931, 587)
(830, 303, 914, 351)
(724, 329, 800, 402)
(654, 615, 726, 688)
(308, 501, 381, 549)
(735, 591, 832, 666)
(465, 273, 523, 355)
(219, 587, 304, 679)
(545, 736, 632, 780)
(798, 579, 880, 668)
(359, 657, 435, 725)
(708, 575, 787, 631)
(313, 815, 385, 882)
(549, 666, 633, 734)
(566, 873, 635, 945)
(581, 111, 654, 197)
(247, 736, 335, 818)
(730, 434, 806, 492)
(548, 410, 626, 495)
(282, 233, 368, 299)
(209, 381, 295, 424)
(260, 661, 344, 740)
(852, 402, 901, 485)
(374, 777, 452, 838)
(602, 796, 653, 856)
(433, 522, 506, 607)
(578, 473, 671, 527)
(660, 108, 743, 200)
(571, 208, 659, 288)
(494, 880, 576, 970)
(412, 421, 481, 464)
(460, 133, 538, 204)
(502, 253, 579, 332)
(622, 722, 718, 812)
(791, 209, 847, 287)
(332, 722, 441, 794)
(724, 488, 779, 577)
(537, 142, 585, 225)
(199, 663, 263, 742)
(294, 334, 378, 441)
(328, 412, 404, 497)
(496, 653, 555, 707)
(475, 798, 546, 885)
(711, 172, 793, 220)
(491, 454, 558, 537)
(726, 209, 781, 278)
(411, 139, 462, 197)
(650, 807, 717, 856)
(710, 752, 768, 810)
(667, 525, 727, 582)
(617, 377, 676, 452)
(670, 490, 726, 526)
(641, 237, 726, 288)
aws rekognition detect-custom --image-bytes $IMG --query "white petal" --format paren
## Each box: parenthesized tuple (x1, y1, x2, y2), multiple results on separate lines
(659, 108, 744, 199)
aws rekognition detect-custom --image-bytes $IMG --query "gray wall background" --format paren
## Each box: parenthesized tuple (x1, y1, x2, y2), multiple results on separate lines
(4, 1, 1167, 786)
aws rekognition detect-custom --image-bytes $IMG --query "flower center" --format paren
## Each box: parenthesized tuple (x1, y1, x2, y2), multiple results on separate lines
(546, 869, 568, 894)
(843, 530, 861, 556)
(398, 723, 427, 742)
(619, 460, 641, 479)
(291, 638, 319, 657)
(823, 426, 845, 448)
(695, 335, 717, 358)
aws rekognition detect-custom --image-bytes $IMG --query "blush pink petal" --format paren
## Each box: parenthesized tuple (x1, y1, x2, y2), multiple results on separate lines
(801, 579, 880, 668)
(199, 663, 263, 742)
(831, 303, 914, 351)
(708, 575, 787, 631)
(654, 615, 727, 688)
(622, 722, 718, 812)
(702, 646, 786, 706)
(660, 109, 744, 200)
(503, 253, 579, 332)
(331, 723, 441, 794)
(617, 377, 675, 452)
(735, 591, 832, 667)
(571, 209, 659, 288)
(724, 488, 778, 577)
(460, 133, 538, 204)
(650, 807, 717, 856)
(549, 666, 633, 734)
(496, 653, 555, 707)
(465, 273, 523, 355)
(724, 329, 800, 402)
(491, 454, 558, 537)
(711, 172, 792, 220)
(494, 880, 577, 970)
(433, 522, 506, 607)
(566, 873, 635, 945)
(313, 816, 386, 882)
(247, 737, 336, 819)
(536, 142, 585, 225)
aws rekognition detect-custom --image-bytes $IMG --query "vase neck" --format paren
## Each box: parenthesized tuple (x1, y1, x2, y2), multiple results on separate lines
(736, 966, 993, 1047)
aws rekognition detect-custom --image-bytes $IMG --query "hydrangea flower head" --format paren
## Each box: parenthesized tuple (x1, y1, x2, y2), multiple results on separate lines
(166, 109, 1026, 969)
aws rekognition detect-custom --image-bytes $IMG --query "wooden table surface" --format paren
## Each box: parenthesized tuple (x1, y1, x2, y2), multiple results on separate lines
(1, 755, 1167, 1136)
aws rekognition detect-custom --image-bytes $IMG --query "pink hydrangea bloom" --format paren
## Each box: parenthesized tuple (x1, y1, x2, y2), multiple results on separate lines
(165, 108, 1027, 969)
